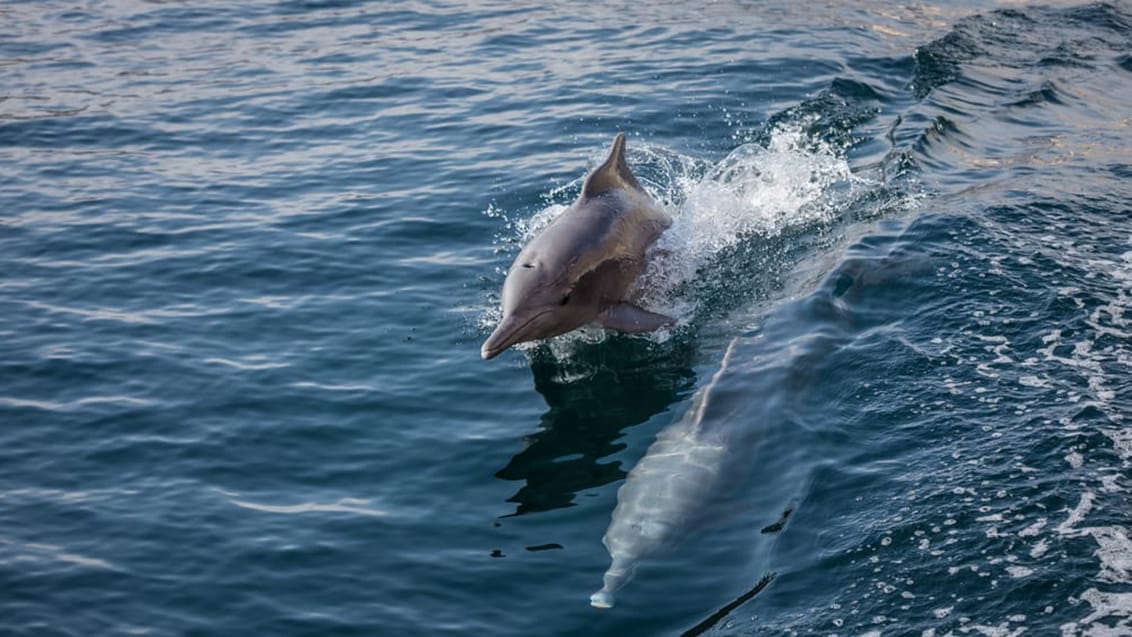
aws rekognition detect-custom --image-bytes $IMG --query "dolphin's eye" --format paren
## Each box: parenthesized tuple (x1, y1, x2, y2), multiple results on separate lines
(522, 263, 535, 269)
(560, 293, 571, 306)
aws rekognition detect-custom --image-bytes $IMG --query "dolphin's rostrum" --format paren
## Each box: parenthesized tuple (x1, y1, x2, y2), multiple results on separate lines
(481, 134, 674, 360)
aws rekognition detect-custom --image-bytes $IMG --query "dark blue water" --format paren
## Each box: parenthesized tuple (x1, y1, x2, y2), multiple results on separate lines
(3, 1, 1130, 635)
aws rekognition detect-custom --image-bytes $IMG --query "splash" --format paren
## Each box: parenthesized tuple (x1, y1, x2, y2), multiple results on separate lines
(481, 123, 871, 359)
(639, 123, 863, 322)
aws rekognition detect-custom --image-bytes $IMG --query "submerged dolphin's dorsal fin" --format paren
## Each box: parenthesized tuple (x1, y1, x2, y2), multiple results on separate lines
(581, 133, 646, 198)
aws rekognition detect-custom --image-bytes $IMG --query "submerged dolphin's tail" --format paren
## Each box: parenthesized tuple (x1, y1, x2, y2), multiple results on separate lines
(589, 561, 634, 609)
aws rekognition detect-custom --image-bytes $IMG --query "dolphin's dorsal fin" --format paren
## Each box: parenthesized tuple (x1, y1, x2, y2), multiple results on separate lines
(581, 133, 646, 198)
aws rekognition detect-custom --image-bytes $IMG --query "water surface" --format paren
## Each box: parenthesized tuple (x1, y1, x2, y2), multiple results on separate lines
(2, 1, 1130, 635)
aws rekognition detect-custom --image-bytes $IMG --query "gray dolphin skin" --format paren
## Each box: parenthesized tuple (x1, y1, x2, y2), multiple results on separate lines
(590, 339, 746, 609)
(481, 134, 674, 360)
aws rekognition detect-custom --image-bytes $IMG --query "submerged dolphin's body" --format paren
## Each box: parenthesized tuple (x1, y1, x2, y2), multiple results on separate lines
(481, 134, 674, 360)
(591, 339, 748, 609)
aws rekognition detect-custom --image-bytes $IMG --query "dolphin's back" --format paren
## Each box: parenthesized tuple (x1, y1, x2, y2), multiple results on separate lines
(551, 133, 670, 276)
(524, 189, 667, 282)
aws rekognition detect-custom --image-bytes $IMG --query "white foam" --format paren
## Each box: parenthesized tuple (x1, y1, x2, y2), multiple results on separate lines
(1062, 589, 1132, 637)
(1055, 491, 1132, 635)
(940, 232, 1132, 636)
(1038, 243, 1132, 432)
(639, 124, 863, 317)
(1065, 452, 1084, 469)
(1005, 565, 1033, 578)
(1018, 518, 1047, 538)
(1026, 238, 1132, 637)
(965, 624, 1026, 637)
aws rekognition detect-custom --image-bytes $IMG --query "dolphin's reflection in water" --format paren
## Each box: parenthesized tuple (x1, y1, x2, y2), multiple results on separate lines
(494, 338, 698, 517)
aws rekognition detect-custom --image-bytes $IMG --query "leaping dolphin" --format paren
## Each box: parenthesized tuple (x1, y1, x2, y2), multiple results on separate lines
(481, 134, 675, 360)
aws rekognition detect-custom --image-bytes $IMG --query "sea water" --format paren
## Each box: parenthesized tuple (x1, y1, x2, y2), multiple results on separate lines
(1, 1, 1129, 635)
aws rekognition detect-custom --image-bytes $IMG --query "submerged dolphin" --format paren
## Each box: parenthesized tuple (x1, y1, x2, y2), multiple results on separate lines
(591, 339, 747, 609)
(481, 134, 674, 360)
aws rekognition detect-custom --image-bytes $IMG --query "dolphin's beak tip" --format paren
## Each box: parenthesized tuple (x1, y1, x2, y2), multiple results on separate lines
(481, 314, 525, 361)
(480, 333, 506, 360)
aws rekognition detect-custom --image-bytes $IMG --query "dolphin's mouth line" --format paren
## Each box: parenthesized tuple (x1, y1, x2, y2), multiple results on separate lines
(501, 310, 551, 344)
(482, 309, 554, 357)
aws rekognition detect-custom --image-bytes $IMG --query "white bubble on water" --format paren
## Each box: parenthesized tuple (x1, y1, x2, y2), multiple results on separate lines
(1018, 375, 1049, 388)
(1005, 565, 1033, 578)
(1064, 451, 1084, 469)
(1018, 518, 1047, 538)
